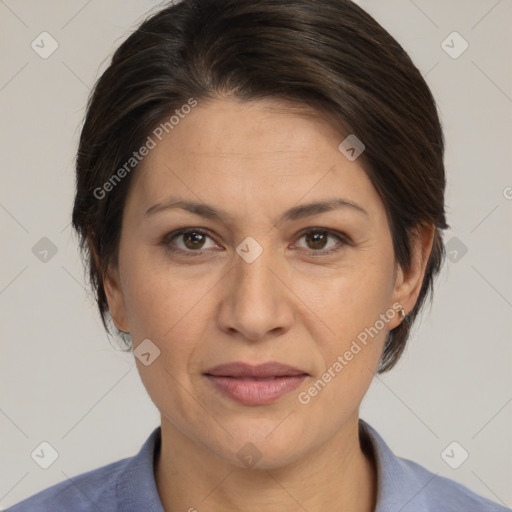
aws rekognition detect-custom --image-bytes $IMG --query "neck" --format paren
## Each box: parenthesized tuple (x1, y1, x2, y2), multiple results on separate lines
(154, 413, 377, 512)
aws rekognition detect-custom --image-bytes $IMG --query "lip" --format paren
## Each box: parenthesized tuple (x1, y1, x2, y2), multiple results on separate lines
(205, 362, 308, 378)
(204, 362, 309, 405)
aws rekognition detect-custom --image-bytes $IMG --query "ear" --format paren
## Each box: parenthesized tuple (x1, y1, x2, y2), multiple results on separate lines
(87, 233, 130, 332)
(389, 223, 435, 329)
(103, 261, 130, 333)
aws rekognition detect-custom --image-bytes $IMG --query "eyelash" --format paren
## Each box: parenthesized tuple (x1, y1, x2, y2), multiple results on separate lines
(160, 227, 352, 257)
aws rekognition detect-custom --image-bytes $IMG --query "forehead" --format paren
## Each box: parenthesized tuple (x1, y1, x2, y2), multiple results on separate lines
(125, 98, 383, 222)
(151, 99, 343, 160)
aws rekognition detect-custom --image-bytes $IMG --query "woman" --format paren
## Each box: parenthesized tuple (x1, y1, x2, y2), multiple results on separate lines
(7, 0, 508, 510)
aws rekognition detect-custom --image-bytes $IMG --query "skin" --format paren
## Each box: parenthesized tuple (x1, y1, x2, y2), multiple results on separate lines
(103, 97, 434, 512)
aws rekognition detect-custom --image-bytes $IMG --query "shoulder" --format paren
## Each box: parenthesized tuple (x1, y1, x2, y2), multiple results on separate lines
(4, 458, 130, 512)
(399, 456, 509, 512)
(360, 420, 510, 512)
(5, 427, 163, 512)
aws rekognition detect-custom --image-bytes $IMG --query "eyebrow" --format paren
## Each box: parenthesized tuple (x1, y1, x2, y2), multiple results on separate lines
(144, 197, 368, 224)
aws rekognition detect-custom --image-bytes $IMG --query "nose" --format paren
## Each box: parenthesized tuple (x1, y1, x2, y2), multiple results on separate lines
(216, 239, 295, 342)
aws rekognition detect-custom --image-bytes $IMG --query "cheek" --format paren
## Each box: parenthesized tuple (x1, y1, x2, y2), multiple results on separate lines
(121, 258, 211, 414)
(294, 249, 395, 342)
(294, 261, 393, 425)
(120, 252, 219, 347)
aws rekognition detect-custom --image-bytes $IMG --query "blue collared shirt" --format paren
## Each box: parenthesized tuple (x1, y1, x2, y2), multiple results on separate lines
(6, 420, 509, 511)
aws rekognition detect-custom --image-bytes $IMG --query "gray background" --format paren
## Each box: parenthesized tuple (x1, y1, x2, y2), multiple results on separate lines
(1, 0, 511, 509)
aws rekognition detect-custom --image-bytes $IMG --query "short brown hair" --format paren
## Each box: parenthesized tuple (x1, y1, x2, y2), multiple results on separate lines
(72, 0, 449, 373)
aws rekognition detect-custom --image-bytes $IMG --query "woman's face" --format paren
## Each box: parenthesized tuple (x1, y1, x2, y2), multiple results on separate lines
(105, 98, 430, 468)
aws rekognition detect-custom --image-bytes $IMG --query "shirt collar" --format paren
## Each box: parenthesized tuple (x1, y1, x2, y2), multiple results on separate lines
(359, 419, 430, 511)
(117, 420, 428, 511)
(116, 426, 164, 512)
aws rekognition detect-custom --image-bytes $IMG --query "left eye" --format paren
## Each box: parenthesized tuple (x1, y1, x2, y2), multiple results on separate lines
(293, 229, 347, 254)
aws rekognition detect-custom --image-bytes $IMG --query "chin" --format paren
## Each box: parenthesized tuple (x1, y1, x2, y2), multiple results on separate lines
(205, 421, 316, 471)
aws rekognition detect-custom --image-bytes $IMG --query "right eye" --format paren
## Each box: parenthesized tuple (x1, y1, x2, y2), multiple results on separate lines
(161, 228, 221, 256)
